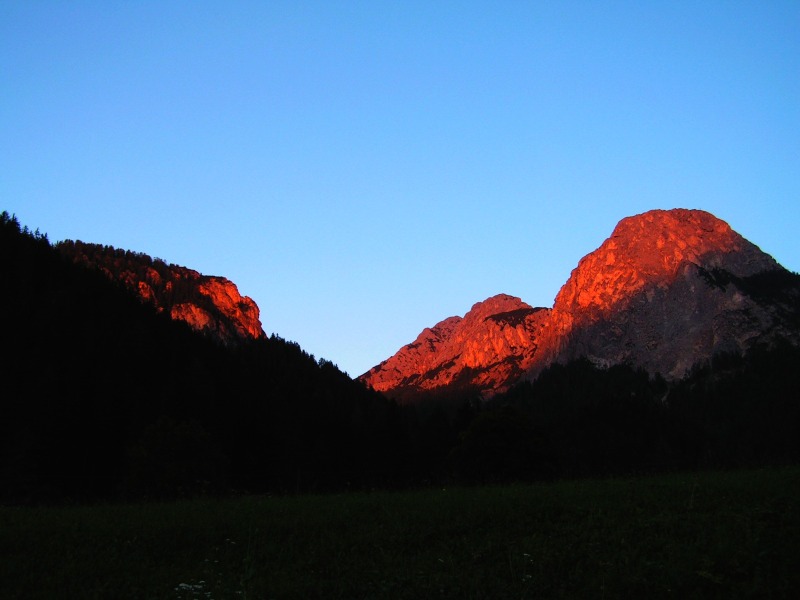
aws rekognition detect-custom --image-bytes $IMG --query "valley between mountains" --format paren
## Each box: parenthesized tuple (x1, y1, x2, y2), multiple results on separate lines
(59, 208, 800, 402)
(3, 207, 800, 500)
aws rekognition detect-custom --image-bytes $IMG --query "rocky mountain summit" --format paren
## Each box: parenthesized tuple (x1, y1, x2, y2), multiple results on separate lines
(360, 294, 550, 398)
(535, 208, 794, 378)
(361, 209, 800, 399)
(57, 240, 264, 345)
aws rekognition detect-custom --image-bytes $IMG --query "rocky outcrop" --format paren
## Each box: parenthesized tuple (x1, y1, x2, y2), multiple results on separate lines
(167, 276, 264, 343)
(534, 209, 795, 378)
(362, 209, 800, 399)
(57, 241, 265, 345)
(360, 294, 550, 399)
(533, 209, 800, 378)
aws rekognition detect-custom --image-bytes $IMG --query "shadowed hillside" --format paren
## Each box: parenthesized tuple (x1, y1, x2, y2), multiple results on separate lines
(0, 212, 406, 502)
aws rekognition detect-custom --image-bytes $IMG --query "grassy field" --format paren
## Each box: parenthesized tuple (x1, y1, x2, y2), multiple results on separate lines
(2, 467, 799, 599)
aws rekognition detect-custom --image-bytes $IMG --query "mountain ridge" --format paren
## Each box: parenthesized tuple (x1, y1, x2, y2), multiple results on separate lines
(361, 208, 800, 400)
(4, 207, 800, 501)
(360, 294, 551, 399)
(57, 240, 265, 346)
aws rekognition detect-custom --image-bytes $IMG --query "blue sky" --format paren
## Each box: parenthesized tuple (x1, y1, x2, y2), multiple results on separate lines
(3, 1, 799, 377)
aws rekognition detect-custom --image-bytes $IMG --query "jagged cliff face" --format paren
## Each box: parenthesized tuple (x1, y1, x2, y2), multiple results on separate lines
(536, 209, 793, 378)
(362, 209, 800, 398)
(57, 241, 264, 345)
(360, 294, 550, 398)
(551, 209, 778, 325)
(165, 275, 264, 343)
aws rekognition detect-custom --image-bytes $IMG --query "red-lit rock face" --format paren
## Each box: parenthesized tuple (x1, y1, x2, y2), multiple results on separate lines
(362, 209, 798, 398)
(171, 302, 216, 331)
(57, 241, 265, 346)
(196, 278, 264, 341)
(360, 294, 550, 399)
(533, 209, 790, 378)
(165, 277, 264, 343)
(550, 209, 776, 327)
(532, 209, 786, 378)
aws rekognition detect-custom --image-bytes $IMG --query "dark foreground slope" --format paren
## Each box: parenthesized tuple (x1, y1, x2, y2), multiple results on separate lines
(0, 212, 404, 501)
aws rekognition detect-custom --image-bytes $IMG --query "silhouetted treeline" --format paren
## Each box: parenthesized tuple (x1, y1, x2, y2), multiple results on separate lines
(2, 211, 800, 504)
(1, 212, 407, 502)
(411, 346, 799, 485)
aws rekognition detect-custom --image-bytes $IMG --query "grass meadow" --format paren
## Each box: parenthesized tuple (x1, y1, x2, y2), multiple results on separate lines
(2, 466, 799, 599)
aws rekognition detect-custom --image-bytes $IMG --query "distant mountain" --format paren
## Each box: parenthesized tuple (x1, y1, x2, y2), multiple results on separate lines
(361, 294, 550, 400)
(535, 208, 800, 378)
(361, 209, 800, 400)
(57, 240, 264, 346)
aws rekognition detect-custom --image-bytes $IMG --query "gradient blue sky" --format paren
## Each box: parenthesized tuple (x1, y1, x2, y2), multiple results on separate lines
(3, 1, 799, 376)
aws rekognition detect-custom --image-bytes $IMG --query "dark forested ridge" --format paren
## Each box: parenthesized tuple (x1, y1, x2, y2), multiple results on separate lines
(0, 212, 406, 501)
(2, 211, 799, 503)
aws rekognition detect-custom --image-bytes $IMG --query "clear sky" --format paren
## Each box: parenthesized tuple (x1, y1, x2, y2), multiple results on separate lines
(3, 1, 799, 377)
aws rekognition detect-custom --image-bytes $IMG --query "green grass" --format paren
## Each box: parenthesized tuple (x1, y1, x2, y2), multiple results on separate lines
(2, 467, 799, 599)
